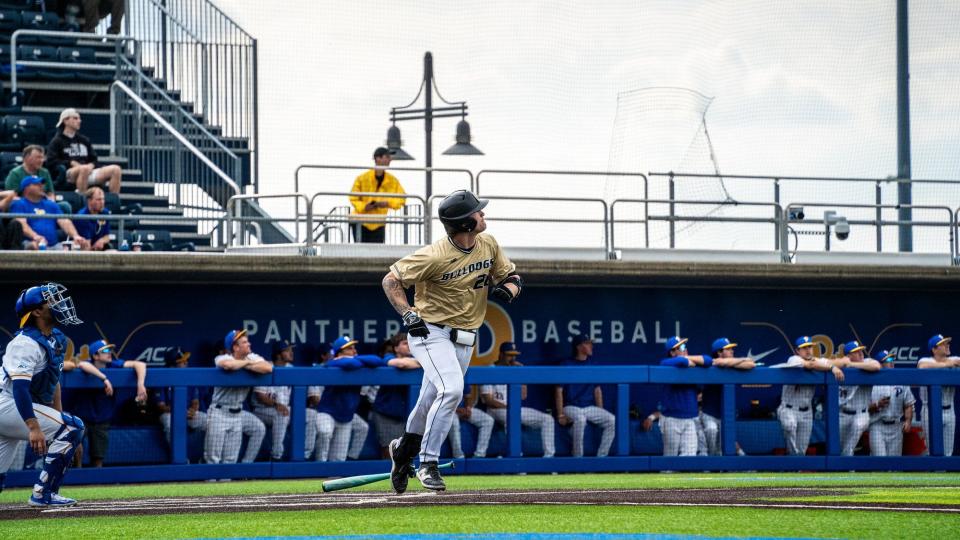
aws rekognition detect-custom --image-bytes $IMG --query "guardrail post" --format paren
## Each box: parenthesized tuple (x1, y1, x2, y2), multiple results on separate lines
(722, 384, 736, 456)
(507, 384, 522, 458)
(928, 385, 945, 457)
(668, 172, 676, 249)
(876, 181, 883, 252)
(170, 386, 188, 464)
(616, 384, 630, 456)
(174, 112, 183, 207)
(774, 179, 781, 250)
(824, 379, 841, 456)
(289, 386, 307, 462)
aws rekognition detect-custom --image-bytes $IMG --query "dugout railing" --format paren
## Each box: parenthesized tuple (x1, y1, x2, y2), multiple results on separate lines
(4, 366, 958, 487)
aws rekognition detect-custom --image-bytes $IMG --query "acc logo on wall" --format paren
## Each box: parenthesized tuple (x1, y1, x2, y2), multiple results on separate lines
(472, 302, 514, 365)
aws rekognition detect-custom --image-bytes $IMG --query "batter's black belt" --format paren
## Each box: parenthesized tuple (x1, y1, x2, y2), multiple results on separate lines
(214, 405, 242, 414)
(881, 419, 899, 424)
(842, 408, 868, 415)
(784, 404, 810, 412)
(944, 405, 953, 410)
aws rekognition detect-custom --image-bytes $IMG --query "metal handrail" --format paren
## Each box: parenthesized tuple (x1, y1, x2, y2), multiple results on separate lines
(10, 29, 137, 102)
(309, 191, 428, 245)
(955, 207, 960, 265)
(649, 171, 960, 185)
(110, 80, 241, 194)
(226, 193, 313, 248)
(782, 202, 956, 263)
(426, 193, 610, 253)
(114, 55, 239, 160)
(610, 199, 783, 251)
(476, 169, 649, 247)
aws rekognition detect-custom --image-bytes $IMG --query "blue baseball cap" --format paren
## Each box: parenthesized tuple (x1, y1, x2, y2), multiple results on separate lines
(874, 349, 895, 363)
(332, 335, 358, 355)
(711, 337, 737, 354)
(224, 329, 247, 350)
(571, 334, 592, 348)
(842, 340, 866, 355)
(18, 175, 44, 193)
(272, 339, 295, 356)
(499, 341, 521, 355)
(665, 336, 688, 352)
(794, 336, 814, 349)
(90, 339, 115, 356)
(928, 334, 951, 351)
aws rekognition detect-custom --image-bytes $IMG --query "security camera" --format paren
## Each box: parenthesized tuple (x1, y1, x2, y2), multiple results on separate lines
(788, 207, 805, 221)
(835, 219, 850, 241)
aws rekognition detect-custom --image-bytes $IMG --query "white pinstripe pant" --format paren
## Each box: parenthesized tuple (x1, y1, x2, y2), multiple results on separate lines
(447, 408, 494, 458)
(489, 407, 556, 457)
(314, 413, 368, 462)
(203, 408, 266, 464)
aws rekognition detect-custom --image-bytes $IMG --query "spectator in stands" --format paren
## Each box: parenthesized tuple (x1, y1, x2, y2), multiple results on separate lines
(46, 108, 123, 194)
(73, 186, 112, 251)
(4, 145, 72, 214)
(449, 385, 495, 459)
(658, 336, 713, 457)
(69, 339, 148, 467)
(868, 350, 915, 457)
(155, 347, 207, 445)
(81, 0, 125, 35)
(348, 147, 406, 243)
(204, 329, 272, 465)
(314, 336, 389, 461)
(698, 337, 755, 456)
(10, 176, 90, 250)
(772, 336, 845, 456)
(0, 189, 16, 249)
(917, 334, 960, 456)
(0, 189, 13, 211)
(482, 342, 556, 458)
(836, 340, 881, 455)
(370, 332, 422, 457)
(555, 334, 615, 457)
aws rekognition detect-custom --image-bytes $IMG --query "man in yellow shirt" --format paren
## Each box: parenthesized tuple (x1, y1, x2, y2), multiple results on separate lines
(349, 147, 406, 243)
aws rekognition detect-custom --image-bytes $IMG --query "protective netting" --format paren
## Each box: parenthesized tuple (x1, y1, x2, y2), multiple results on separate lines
(228, 1, 959, 251)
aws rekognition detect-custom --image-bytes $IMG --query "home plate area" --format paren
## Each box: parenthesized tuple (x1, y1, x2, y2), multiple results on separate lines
(2, 487, 959, 519)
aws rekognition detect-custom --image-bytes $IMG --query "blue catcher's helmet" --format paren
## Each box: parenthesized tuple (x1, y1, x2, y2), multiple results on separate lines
(16, 283, 82, 328)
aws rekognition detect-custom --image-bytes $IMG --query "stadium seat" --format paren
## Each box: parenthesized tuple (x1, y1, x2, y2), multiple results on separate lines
(62, 46, 115, 82)
(0, 114, 44, 150)
(18, 44, 67, 79)
(0, 9, 18, 33)
(19, 11, 58, 31)
(128, 229, 196, 252)
(55, 190, 83, 213)
(0, 150, 22, 178)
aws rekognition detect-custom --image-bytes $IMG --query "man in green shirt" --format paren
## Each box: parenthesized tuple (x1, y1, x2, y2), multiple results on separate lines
(4, 145, 72, 214)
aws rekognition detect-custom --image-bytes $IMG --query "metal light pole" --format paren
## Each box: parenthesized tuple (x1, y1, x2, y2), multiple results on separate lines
(387, 51, 483, 201)
(897, 0, 912, 252)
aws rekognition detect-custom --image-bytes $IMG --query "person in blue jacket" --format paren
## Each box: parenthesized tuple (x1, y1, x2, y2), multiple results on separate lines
(314, 335, 390, 461)
(659, 336, 712, 456)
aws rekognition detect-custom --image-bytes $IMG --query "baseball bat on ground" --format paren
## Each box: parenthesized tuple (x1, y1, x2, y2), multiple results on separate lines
(321, 461, 454, 492)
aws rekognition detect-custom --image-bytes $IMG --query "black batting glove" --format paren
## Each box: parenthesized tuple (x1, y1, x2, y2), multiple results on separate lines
(491, 284, 515, 303)
(402, 310, 429, 338)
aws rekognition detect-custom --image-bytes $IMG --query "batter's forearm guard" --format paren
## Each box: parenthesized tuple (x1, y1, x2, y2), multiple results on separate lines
(492, 273, 523, 303)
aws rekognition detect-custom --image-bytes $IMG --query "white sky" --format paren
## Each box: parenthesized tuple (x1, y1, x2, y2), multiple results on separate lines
(219, 1, 959, 251)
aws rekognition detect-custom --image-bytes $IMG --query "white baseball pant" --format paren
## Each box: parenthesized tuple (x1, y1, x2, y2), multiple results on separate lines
(159, 411, 208, 442)
(252, 407, 291, 460)
(922, 408, 956, 457)
(304, 408, 319, 460)
(563, 405, 615, 457)
(204, 408, 265, 464)
(660, 415, 698, 456)
(447, 408, 494, 458)
(697, 412, 721, 456)
(406, 325, 472, 462)
(839, 411, 870, 456)
(489, 407, 556, 457)
(0, 398, 84, 492)
(777, 405, 813, 456)
(869, 421, 905, 456)
(315, 413, 369, 461)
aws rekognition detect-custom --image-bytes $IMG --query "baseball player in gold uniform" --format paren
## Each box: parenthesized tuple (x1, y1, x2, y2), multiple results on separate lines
(383, 190, 522, 492)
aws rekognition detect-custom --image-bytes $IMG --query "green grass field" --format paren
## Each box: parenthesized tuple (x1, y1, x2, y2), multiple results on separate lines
(2, 472, 959, 539)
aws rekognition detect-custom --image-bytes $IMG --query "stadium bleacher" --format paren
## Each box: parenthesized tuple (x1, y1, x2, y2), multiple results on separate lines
(0, 3, 247, 251)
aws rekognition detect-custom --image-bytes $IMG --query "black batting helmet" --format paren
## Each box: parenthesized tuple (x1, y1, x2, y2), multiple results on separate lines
(438, 190, 488, 234)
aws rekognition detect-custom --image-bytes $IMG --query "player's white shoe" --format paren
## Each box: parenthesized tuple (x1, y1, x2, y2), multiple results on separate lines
(29, 492, 77, 507)
(416, 461, 446, 491)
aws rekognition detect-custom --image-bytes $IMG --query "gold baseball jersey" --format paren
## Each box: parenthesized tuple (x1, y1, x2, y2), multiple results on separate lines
(391, 233, 515, 330)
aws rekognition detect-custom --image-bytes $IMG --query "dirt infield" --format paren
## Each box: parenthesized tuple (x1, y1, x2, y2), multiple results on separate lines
(3, 487, 960, 520)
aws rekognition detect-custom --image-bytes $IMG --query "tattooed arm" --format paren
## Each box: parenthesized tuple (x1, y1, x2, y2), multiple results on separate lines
(382, 272, 412, 316)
